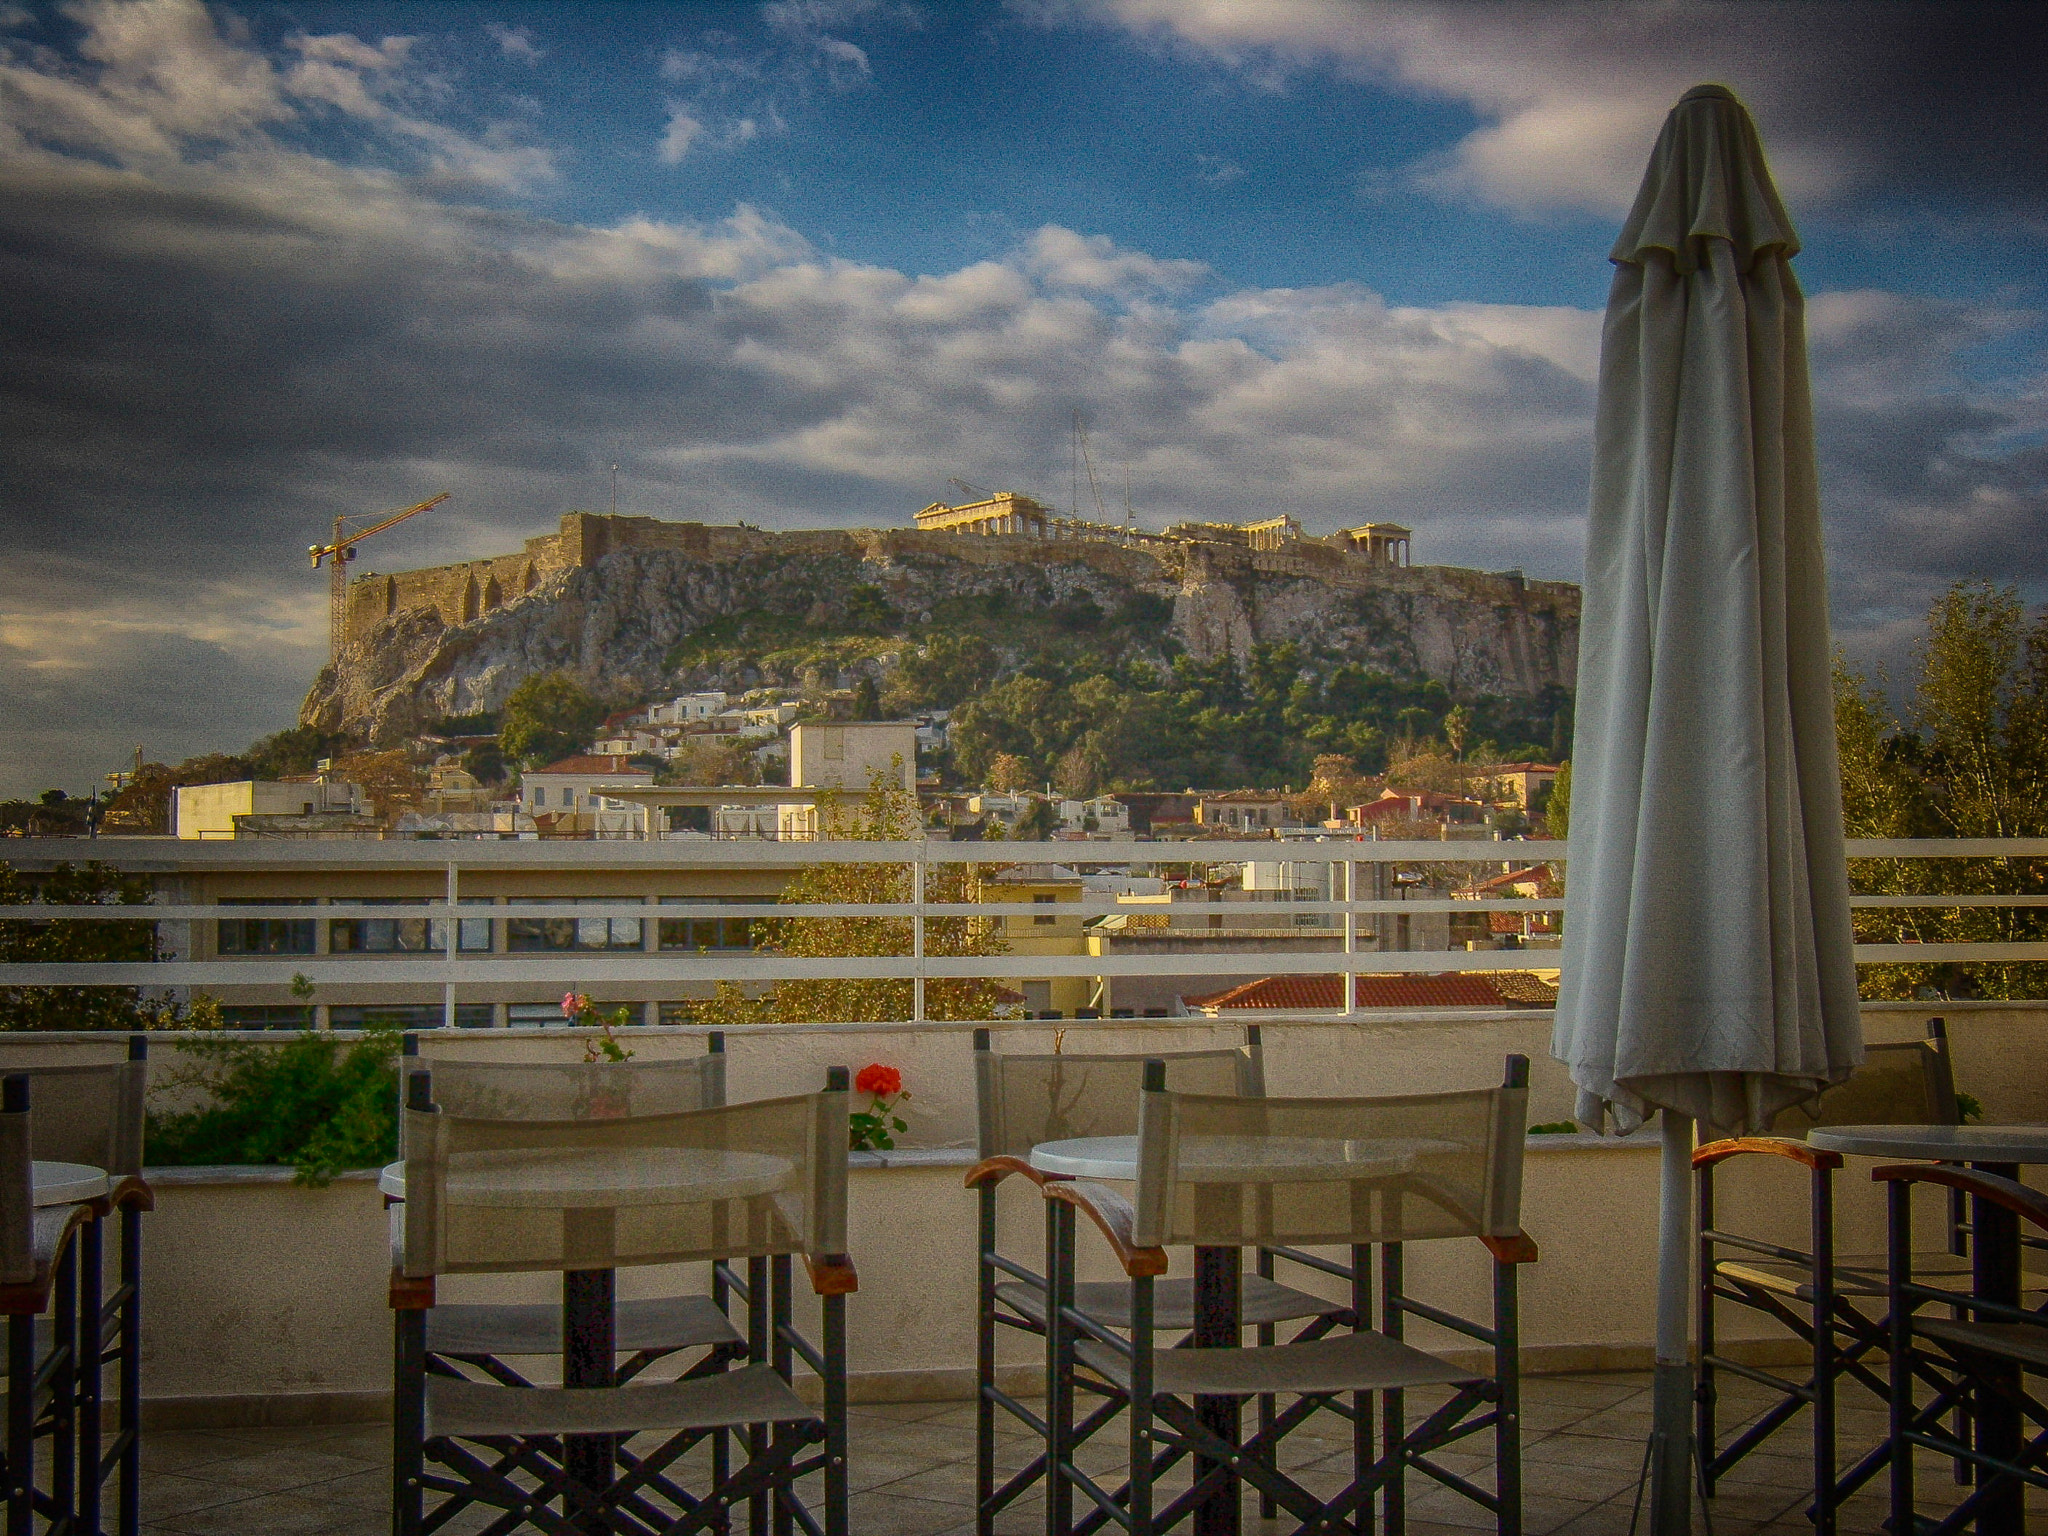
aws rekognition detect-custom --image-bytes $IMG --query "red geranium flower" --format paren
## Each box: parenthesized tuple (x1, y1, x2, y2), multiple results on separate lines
(855, 1063, 902, 1098)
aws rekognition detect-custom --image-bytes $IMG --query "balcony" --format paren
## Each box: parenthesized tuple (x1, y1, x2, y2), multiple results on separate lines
(1, 835, 2043, 1533)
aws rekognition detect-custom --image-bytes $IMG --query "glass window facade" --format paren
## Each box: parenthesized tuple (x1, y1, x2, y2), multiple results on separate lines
(218, 1005, 316, 1029)
(329, 898, 491, 954)
(505, 899, 643, 951)
(329, 1004, 495, 1029)
(657, 897, 757, 952)
(216, 899, 315, 956)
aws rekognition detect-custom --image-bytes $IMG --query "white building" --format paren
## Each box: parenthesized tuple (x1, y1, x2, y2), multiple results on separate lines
(646, 693, 729, 725)
(789, 721, 917, 792)
(519, 757, 654, 818)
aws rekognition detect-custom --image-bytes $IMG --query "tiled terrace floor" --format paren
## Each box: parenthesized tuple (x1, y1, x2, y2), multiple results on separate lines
(135, 1370, 1998, 1535)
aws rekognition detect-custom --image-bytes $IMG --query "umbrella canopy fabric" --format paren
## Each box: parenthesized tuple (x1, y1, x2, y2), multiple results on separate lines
(1553, 84, 1862, 1138)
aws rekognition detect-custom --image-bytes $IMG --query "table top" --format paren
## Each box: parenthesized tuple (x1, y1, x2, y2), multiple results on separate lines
(1029, 1134, 1458, 1183)
(380, 1146, 794, 1208)
(34, 1161, 109, 1207)
(1805, 1124, 2048, 1163)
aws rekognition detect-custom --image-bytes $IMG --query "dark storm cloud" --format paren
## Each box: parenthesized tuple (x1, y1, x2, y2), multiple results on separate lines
(1085, 1, 2048, 218)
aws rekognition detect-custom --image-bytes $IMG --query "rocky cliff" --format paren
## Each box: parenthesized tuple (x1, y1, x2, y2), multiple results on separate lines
(300, 518, 1578, 744)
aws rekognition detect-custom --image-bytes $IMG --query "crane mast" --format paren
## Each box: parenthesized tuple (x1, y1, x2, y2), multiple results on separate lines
(308, 492, 450, 663)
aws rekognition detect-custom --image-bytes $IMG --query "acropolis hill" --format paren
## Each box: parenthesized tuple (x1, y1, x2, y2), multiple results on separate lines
(300, 497, 1579, 744)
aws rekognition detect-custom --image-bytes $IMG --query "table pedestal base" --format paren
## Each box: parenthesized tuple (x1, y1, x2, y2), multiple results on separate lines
(564, 1268, 616, 1534)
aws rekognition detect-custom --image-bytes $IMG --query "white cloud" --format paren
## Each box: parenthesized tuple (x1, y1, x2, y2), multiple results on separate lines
(1018, 226, 1210, 295)
(657, 105, 704, 163)
(486, 23, 544, 66)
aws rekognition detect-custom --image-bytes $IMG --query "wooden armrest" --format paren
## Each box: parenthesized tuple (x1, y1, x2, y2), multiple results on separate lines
(1873, 1164, 2048, 1232)
(389, 1269, 435, 1311)
(1044, 1180, 1169, 1278)
(107, 1174, 155, 1213)
(1694, 1137, 1842, 1172)
(1482, 1232, 1540, 1265)
(807, 1254, 859, 1296)
(965, 1154, 1072, 1190)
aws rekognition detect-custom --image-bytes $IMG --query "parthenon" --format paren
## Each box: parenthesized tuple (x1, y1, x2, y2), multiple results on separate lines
(911, 493, 1410, 564)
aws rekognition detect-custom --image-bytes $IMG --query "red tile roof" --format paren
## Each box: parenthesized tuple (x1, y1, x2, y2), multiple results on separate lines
(1183, 972, 1548, 1011)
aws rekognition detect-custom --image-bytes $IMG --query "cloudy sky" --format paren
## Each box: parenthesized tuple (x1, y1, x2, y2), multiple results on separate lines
(3, 0, 2043, 797)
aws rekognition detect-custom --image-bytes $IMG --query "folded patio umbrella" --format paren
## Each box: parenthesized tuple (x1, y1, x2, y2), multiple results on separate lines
(1551, 83, 1863, 1532)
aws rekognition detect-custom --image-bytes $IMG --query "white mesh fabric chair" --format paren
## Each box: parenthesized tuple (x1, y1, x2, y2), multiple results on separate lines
(1694, 1021, 1988, 1533)
(391, 1063, 855, 1536)
(396, 1033, 747, 1395)
(963, 1026, 1349, 1534)
(0, 1071, 129, 1536)
(1042, 1056, 1534, 1536)
(0, 1037, 150, 1536)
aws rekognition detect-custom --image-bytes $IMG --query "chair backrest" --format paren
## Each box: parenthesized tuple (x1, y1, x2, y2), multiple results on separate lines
(1129, 1055, 1529, 1249)
(973, 1026, 1265, 1160)
(400, 1034, 726, 1153)
(1767, 1023, 1958, 1134)
(0, 1077, 31, 1286)
(401, 1066, 848, 1279)
(0, 1036, 147, 1175)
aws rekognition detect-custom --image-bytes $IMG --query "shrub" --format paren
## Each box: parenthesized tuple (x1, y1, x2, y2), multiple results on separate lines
(147, 1027, 401, 1187)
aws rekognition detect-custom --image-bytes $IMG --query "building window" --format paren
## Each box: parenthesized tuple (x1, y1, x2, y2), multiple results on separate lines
(507, 1001, 646, 1027)
(657, 898, 757, 951)
(329, 898, 492, 954)
(1033, 894, 1057, 926)
(329, 1004, 495, 1029)
(218, 1005, 314, 1029)
(505, 899, 643, 952)
(217, 899, 315, 956)
(532, 787, 546, 807)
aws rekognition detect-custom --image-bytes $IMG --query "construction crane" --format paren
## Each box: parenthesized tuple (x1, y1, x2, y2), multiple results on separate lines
(309, 492, 449, 662)
(948, 477, 994, 503)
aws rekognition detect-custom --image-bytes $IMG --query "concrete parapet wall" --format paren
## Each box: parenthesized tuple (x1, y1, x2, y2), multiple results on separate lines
(17, 1001, 2041, 1425)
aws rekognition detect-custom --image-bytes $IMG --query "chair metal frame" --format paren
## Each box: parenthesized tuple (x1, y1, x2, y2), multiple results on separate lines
(0, 1037, 150, 1536)
(1879, 1164, 2048, 1536)
(1041, 1055, 1534, 1536)
(963, 1026, 1352, 1535)
(1693, 1023, 1964, 1534)
(391, 1062, 855, 1536)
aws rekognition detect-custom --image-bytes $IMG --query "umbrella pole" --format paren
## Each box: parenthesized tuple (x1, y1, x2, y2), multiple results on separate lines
(1651, 1108, 1696, 1534)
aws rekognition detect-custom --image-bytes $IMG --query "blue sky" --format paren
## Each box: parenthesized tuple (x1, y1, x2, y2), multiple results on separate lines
(2, 0, 2044, 794)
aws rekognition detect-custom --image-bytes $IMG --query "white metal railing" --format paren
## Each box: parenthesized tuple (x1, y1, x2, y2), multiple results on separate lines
(2, 837, 2044, 1017)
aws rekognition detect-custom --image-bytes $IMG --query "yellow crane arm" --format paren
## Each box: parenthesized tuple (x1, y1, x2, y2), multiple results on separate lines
(309, 492, 450, 567)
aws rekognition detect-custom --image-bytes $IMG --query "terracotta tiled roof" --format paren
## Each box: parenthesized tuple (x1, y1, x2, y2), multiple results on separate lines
(1488, 971, 1561, 1006)
(1183, 972, 1537, 1011)
(1459, 863, 1550, 896)
(1185, 970, 1559, 1011)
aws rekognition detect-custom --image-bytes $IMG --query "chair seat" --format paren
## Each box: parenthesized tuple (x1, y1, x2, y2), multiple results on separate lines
(1075, 1327, 1484, 1399)
(997, 1274, 1340, 1332)
(1717, 1253, 2048, 1302)
(427, 1295, 743, 1356)
(1717, 1252, 1973, 1301)
(427, 1361, 818, 1439)
(1917, 1319, 2048, 1373)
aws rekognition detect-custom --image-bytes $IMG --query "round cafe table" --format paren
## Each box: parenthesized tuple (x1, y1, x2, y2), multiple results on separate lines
(33, 1162, 110, 1207)
(384, 1146, 794, 1532)
(1031, 1133, 1449, 1536)
(1805, 1124, 2048, 1536)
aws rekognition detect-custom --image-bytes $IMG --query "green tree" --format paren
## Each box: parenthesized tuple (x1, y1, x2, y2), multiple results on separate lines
(686, 766, 1010, 1026)
(500, 672, 603, 766)
(1546, 760, 1571, 839)
(1838, 582, 2048, 1000)
(0, 862, 172, 1030)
